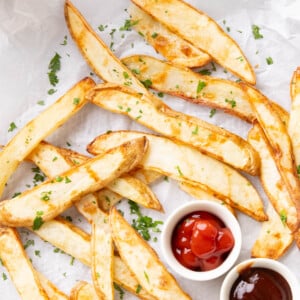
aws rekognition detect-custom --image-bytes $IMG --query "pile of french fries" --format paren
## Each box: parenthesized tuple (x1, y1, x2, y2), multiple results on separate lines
(0, 0, 299, 299)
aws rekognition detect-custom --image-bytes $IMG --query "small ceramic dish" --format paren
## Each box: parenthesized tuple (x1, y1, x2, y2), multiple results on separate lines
(220, 257, 300, 299)
(161, 200, 242, 281)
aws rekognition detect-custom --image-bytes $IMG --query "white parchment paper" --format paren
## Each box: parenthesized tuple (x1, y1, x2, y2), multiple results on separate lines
(0, 0, 300, 299)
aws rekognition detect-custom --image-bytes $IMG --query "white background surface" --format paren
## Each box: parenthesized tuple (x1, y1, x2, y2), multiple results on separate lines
(0, 0, 300, 299)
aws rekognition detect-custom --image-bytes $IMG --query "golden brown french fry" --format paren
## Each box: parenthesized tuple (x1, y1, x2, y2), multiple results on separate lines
(0, 137, 147, 227)
(31, 218, 155, 300)
(37, 273, 68, 300)
(288, 67, 300, 167)
(87, 83, 260, 175)
(248, 124, 298, 231)
(0, 227, 48, 299)
(122, 55, 255, 122)
(88, 131, 266, 221)
(179, 182, 235, 215)
(70, 281, 101, 300)
(0, 77, 95, 197)
(66, 1, 259, 175)
(243, 84, 300, 227)
(251, 204, 293, 259)
(91, 213, 113, 300)
(131, 0, 255, 84)
(110, 207, 191, 300)
(28, 141, 162, 213)
(129, 4, 211, 68)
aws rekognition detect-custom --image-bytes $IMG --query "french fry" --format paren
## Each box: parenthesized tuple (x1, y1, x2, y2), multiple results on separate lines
(0, 77, 95, 197)
(37, 273, 68, 300)
(28, 141, 162, 213)
(179, 182, 235, 215)
(122, 55, 254, 122)
(70, 281, 101, 300)
(87, 83, 260, 175)
(110, 207, 191, 300)
(0, 227, 48, 299)
(243, 84, 300, 227)
(288, 67, 300, 167)
(129, 4, 211, 68)
(247, 124, 298, 231)
(0, 137, 147, 227)
(31, 218, 155, 299)
(251, 204, 293, 259)
(131, 0, 255, 84)
(88, 131, 266, 221)
(66, 1, 259, 174)
(91, 213, 113, 300)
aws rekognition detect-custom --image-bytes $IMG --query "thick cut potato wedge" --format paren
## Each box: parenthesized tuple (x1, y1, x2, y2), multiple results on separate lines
(129, 4, 211, 68)
(0, 227, 48, 299)
(0, 77, 95, 197)
(288, 67, 300, 166)
(37, 273, 68, 300)
(91, 213, 113, 300)
(31, 217, 91, 266)
(179, 182, 235, 215)
(70, 281, 101, 300)
(131, 0, 255, 84)
(0, 137, 147, 227)
(110, 207, 191, 300)
(88, 131, 266, 221)
(28, 141, 162, 213)
(252, 203, 293, 259)
(248, 124, 298, 231)
(31, 218, 155, 300)
(87, 83, 260, 175)
(244, 85, 300, 226)
(122, 55, 254, 122)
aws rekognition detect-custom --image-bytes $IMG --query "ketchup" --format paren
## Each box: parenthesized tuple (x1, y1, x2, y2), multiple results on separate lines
(171, 211, 234, 271)
(230, 267, 292, 300)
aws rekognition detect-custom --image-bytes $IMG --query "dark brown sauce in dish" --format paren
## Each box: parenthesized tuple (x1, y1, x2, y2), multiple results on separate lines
(230, 267, 292, 300)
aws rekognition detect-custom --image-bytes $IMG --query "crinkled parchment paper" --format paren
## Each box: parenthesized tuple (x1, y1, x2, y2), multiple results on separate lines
(0, 0, 300, 299)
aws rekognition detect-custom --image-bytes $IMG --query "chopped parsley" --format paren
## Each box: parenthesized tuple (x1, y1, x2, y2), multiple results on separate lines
(151, 32, 158, 38)
(24, 239, 34, 249)
(252, 25, 263, 39)
(266, 57, 274, 65)
(12, 192, 21, 198)
(280, 210, 287, 225)
(225, 98, 237, 108)
(37, 100, 45, 105)
(33, 211, 44, 230)
(175, 165, 183, 176)
(8, 122, 17, 132)
(192, 126, 199, 135)
(129, 200, 163, 241)
(157, 92, 164, 98)
(297, 165, 300, 177)
(209, 108, 217, 118)
(34, 250, 41, 257)
(98, 24, 107, 31)
(123, 71, 130, 79)
(141, 79, 152, 89)
(60, 35, 67, 46)
(144, 271, 150, 283)
(119, 19, 139, 31)
(198, 69, 212, 75)
(113, 283, 125, 299)
(196, 81, 206, 94)
(70, 256, 75, 265)
(136, 284, 142, 294)
(32, 167, 45, 186)
(40, 191, 52, 201)
(73, 97, 80, 105)
(2, 273, 7, 281)
(48, 88, 56, 95)
(48, 52, 61, 86)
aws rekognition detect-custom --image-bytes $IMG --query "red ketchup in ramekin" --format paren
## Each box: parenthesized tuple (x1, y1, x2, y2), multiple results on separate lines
(171, 211, 234, 271)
